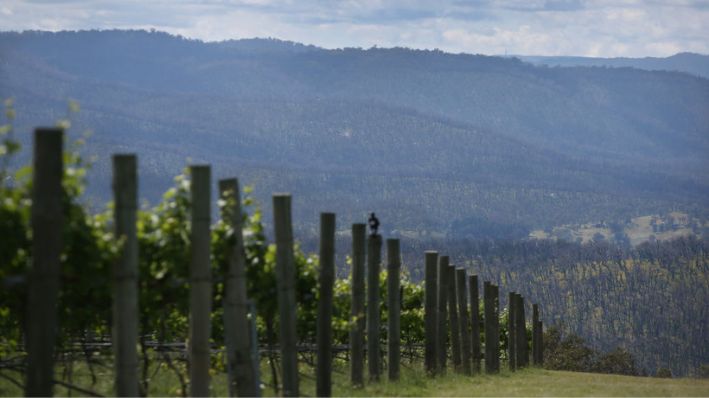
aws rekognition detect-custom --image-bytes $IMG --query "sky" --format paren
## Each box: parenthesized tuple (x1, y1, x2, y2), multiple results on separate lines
(1, 0, 708, 57)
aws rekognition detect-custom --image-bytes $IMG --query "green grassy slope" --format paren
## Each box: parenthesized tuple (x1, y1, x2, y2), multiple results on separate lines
(331, 368, 709, 397)
(2, 360, 708, 397)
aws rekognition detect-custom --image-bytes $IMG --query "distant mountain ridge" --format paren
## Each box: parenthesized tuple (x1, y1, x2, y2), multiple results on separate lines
(1, 30, 708, 239)
(517, 52, 709, 79)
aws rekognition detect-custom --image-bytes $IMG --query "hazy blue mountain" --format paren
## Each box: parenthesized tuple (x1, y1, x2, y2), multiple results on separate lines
(518, 52, 709, 79)
(1, 30, 708, 238)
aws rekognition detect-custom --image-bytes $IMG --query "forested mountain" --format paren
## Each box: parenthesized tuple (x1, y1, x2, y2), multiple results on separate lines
(1, 29, 708, 239)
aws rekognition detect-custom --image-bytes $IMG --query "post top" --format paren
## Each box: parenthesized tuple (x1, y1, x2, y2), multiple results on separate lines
(34, 127, 63, 134)
(113, 153, 137, 158)
(218, 177, 238, 185)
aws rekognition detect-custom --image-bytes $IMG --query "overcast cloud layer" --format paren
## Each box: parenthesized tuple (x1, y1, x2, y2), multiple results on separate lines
(1, 0, 708, 57)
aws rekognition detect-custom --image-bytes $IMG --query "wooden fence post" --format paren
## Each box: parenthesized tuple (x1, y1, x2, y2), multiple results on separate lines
(350, 223, 367, 387)
(25, 128, 64, 397)
(515, 294, 528, 368)
(492, 285, 500, 372)
(112, 154, 139, 397)
(508, 291, 516, 372)
(249, 301, 262, 394)
(484, 282, 500, 374)
(316, 213, 336, 397)
(513, 293, 521, 368)
(456, 268, 471, 375)
(483, 282, 491, 374)
(219, 179, 259, 397)
(273, 194, 299, 396)
(189, 165, 212, 397)
(532, 304, 540, 366)
(424, 251, 438, 375)
(436, 255, 450, 373)
(469, 275, 481, 374)
(448, 265, 461, 371)
(387, 239, 401, 381)
(538, 320, 544, 366)
(367, 234, 383, 381)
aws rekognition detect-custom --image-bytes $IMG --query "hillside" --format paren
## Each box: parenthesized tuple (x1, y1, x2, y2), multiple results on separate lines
(1, 30, 708, 238)
(392, 236, 709, 377)
(3, 361, 708, 396)
(529, 211, 709, 246)
(335, 368, 709, 397)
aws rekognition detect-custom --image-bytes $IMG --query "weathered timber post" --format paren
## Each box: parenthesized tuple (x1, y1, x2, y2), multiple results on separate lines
(316, 213, 336, 397)
(350, 224, 367, 387)
(25, 128, 64, 397)
(273, 194, 299, 396)
(515, 294, 528, 368)
(483, 281, 491, 373)
(469, 275, 481, 374)
(484, 282, 500, 374)
(532, 304, 540, 366)
(387, 239, 401, 381)
(367, 234, 383, 381)
(112, 154, 139, 397)
(436, 255, 450, 373)
(189, 165, 212, 397)
(537, 320, 544, 366)
(513, 293, 521, 367)
(448, 266, 461, 371)
(220, 179, 259, 397)
(249, 301, 262, 394)
(508, 291, 517, 372)
(492, 285, 500, 372)
(456, 268, 471, 375)
(424, 251, 438, 375)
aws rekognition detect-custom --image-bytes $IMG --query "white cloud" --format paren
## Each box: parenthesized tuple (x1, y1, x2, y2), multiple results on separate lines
(0, 0, 707, 56)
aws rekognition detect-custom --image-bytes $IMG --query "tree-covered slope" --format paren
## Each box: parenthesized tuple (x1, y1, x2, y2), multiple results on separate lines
(1, 30, 708, 236)
(396, 237, 709, 377)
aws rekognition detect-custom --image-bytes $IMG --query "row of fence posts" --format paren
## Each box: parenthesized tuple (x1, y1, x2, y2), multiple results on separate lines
(422, 254, 545, 376)
(23, 128, 543, 397)
(24, 128, 263, 397)
(346, 225, 404, 389)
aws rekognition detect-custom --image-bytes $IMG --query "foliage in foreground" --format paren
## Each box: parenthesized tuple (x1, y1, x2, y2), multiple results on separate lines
(0, 101, 429, 394)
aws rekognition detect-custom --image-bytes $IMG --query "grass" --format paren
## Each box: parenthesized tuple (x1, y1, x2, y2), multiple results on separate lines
(2, 356, 708, 397)
(325, 367, 709, 397)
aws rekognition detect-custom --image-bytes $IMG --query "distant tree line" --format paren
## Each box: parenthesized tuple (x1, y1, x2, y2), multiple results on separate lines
(401, 236, 709, 377)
